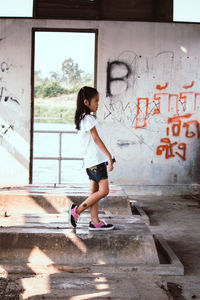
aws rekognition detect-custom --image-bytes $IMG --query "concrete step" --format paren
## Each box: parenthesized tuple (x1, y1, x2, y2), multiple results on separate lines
(0, 212, 159, 266)
(0, 184, 130, 215)
(0, 186, 184, 278)
(0, 211, 184, 277)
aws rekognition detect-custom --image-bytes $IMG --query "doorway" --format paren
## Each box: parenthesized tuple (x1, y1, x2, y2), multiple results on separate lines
(30, 29, 97, 184)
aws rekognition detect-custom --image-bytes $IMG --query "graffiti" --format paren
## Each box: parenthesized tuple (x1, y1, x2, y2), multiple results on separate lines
(104, 52, 178, 127)
(104, 50, 200, 125)
(1, 62, 12, 73)
(156, 114, 200, 161)
(183, 81, 194, 89)
(156, 138, 186, 160)
(155, 50, 174, 59)
(136, 98, 149, 128)
(156, 82, 168, 90)
(0, 124, 14, 136)
(0, 86, 20, 105)
(105, 51, 200, 165)
(106, 61, 132, 97)
(0, 61, 20, 105)
(105, 72, 200, 131)
(167, 114, 200, 138)
(117, 137, 144, 148)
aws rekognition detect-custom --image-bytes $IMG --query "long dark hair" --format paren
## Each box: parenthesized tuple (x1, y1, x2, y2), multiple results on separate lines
(74, 86, 98, 130)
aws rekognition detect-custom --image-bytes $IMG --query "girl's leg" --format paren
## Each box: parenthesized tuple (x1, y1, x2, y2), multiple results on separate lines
(89, 180, 99, 224)
(76, 179, 109, 215)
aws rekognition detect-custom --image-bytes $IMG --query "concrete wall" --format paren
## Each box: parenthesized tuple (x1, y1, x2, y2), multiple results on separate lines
(0, 20, 32, 186)
(0, 19, 200, 187)
(97, 22, 200, 186)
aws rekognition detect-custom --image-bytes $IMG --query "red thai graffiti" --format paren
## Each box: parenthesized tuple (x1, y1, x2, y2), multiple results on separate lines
(156, 113, 200, 161)
(194, 93, 200, 111)
(156, 82, 168, 90)
(166, 114, 200, 138)
(134, 81, 200, 129)
(156, 138, 186, 160)
(136, 97, 149, 128)
(183, 81, 194, 89)
(153, 93, 167, 115)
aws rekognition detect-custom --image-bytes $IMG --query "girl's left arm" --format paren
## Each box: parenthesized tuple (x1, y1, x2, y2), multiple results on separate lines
(90, 126, 113, 171)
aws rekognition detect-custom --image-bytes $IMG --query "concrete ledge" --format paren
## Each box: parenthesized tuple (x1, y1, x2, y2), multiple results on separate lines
(153, 235, 184, 276)
(0, 184, 129, 215)
(0, 213, 184, 275)
(123, 184, 200, 196)
(129, 200, 150, 225)
(0, 223, 159, 266)
(0, 238, 184, 276)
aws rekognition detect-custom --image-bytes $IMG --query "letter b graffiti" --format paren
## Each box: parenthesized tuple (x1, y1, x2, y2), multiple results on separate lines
(106, 61, 132, 97)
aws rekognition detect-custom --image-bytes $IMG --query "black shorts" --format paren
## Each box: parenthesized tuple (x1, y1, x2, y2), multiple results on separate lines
(86, 162, 108, 183)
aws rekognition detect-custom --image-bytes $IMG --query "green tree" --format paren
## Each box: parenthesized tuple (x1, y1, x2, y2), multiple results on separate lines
(62, 58, 83, 85)
(81, 72, 93, 87)
(34, 70, 44, 87)
(36, 82, 67, 98)
(50, 71, 62, 83)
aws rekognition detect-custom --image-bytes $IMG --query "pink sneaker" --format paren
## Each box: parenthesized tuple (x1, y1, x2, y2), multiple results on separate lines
(89, 220, 114, 231)
(69, 203, 79, 227)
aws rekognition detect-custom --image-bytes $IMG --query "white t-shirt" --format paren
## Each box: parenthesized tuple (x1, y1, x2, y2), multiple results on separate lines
(79, 114, 108, 168)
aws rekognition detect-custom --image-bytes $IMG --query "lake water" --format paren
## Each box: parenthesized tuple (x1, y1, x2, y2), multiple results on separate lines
(33, 123, 88, 184)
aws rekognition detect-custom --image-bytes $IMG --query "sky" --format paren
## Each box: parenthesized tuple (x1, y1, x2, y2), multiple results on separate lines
(0, 0, 33, 17)
(173, 0, 200, 22)
(35, 32, 95, 78)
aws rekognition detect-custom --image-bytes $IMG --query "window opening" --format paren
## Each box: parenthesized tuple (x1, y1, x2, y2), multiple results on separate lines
(173, 0, 200, 23)
(32, 30, 96, 184)
(0, 0, 33, 17)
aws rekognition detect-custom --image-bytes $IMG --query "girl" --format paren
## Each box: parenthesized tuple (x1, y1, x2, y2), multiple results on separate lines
(69, 86, 114, 231)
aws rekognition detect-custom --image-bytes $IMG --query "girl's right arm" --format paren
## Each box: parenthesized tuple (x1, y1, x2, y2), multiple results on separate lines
(90, 126, 113, 172)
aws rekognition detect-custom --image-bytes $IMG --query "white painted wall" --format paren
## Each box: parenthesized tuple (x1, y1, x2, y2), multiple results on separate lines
(97, 22, 200, 185)
(0, 20, 32, 186)
(0, 19, 200, 186)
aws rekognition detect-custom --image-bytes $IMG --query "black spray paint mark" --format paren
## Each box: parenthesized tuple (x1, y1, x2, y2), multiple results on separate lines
(0, 87, 20, 105)
(117, 137, 144, 148)
(105, 51, 177, 129)
(155, 50, 174, 59)
(106, 60, 132, 97)
(117, 140, 136, 147)
(0, 124, 14, 136)
(4, 96, 20, 105)
(1, 62, 12, 73)
(0, 87, 6, 101)
(104, 101, 130, 120)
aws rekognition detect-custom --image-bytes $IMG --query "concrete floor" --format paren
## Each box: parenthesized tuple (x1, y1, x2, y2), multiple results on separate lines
(135, 194, 200, 300)
(0, 187, 200, 299)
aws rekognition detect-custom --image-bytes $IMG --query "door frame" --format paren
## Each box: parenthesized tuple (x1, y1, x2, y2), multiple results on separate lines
(29, 27, 98, 183)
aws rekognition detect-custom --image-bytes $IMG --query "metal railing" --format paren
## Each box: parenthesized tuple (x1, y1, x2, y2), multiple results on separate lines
(33, 130, 83, 184)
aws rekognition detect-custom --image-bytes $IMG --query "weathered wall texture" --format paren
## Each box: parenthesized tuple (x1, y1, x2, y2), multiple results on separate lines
(0, 19, 200, 187)
(97, 22, 200, 185)
(0, 20, 32, 186)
